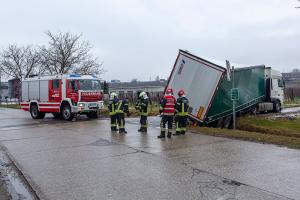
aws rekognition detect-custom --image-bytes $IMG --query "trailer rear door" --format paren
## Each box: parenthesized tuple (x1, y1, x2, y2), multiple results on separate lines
(166, 50, 225, 122)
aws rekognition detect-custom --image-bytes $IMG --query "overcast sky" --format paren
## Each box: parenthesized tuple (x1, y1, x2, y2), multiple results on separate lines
(0, 0, 299, 81)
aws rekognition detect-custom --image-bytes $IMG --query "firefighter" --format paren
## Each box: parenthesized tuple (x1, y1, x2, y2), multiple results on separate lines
(108, 92, 118, 131)
(174, 89, 189, 135)
(116, 95, 129, 134)
(137, 91, 149, 132)
(158, 88, 176, 138)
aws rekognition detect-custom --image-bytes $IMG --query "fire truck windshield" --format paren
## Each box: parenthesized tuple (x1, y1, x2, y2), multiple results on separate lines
(77, 79, 101, 91)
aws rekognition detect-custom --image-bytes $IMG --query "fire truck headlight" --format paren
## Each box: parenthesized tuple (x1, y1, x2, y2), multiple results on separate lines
(78, 103, 85, 107)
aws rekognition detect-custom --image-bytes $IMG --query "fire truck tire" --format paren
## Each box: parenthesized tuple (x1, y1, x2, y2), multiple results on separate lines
(61, 105, 74, 121)
(30, 104, 45, 119)
(87, 111, 99, 119)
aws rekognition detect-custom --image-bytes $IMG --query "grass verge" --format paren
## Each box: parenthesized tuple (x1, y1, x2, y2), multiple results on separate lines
(284, 99, 300, 108)
(188, 125, 300, 149)
(237, 116, 300, 138)
(0, 104, 21, 109)
(188, 115, 300, 149)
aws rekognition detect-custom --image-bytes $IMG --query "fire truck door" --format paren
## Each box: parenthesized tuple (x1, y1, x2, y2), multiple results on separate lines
(66, 80, 79, 102)
(49, 79, 62, 102)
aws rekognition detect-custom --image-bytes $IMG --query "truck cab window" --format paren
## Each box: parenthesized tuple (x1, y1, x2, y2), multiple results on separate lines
(68, 80, 78, 91)
(278, 79, 284, 87)
(53, 79, 60, 89)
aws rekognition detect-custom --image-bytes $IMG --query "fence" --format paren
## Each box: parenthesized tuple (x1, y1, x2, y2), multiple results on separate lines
(284, 88, 300, 101)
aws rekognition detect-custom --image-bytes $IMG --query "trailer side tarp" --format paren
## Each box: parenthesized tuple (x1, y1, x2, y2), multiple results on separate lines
(206, 66, 265, 122)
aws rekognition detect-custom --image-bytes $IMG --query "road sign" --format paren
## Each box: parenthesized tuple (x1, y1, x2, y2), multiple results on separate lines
(231, 88, 239, 101)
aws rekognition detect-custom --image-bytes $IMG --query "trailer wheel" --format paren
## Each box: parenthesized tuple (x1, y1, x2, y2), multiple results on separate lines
(216, 118, 224, 128)
(273, 101, 281, 113)
(250, 106, 258, 115)
(30, 104, 45, 119)
(61, 105, 74, 121)
(223, 116, 232, 129)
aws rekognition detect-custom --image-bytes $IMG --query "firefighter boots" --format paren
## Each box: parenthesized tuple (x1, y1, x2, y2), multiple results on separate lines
(157, 131, 166, 138)
(173, 131, 181, 136)
(119, 129, 127, 134)
(167, 132, 172, 138)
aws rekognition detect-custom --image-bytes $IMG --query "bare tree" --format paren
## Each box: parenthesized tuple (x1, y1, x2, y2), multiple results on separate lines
(41, 31, 104, 75)
(0, 45, 41, 79)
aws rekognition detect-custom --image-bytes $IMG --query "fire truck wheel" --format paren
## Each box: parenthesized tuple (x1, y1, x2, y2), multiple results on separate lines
(61, 105, 74, 121)
(30, 104, 45, 119)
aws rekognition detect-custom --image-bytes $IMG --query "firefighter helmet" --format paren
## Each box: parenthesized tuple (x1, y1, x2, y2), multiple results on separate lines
(178, 89, 185, 97)
(139, 91, 148, 99)
(139, 91, 146, 98)
(110, 92, 117, 100)
(166, 88, 173, 95)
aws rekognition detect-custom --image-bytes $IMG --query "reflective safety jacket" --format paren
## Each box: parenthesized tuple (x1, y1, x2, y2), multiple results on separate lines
(116, 99, 129, 114)
(160, 95, 176, 115)
(175, 96, 189, 116)
(135, 98, 149, 116)
(139, 98, 149, 116)
(108, 98, 118, 115)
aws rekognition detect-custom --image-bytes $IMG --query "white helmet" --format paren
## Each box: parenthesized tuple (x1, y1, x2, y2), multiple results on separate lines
(139, 91, 148, 99)
(110, 92, 117, 100)
(139, 91, 146, 98)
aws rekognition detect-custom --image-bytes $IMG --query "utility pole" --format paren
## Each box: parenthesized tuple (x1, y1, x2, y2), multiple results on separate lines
(226, 60, 238, 129)
(232, 66, 236, 129)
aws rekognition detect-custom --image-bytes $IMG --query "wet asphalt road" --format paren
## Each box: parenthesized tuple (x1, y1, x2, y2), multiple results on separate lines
(0, 108, 299, 200)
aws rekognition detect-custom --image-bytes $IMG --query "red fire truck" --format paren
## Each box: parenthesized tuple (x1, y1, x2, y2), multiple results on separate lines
(21, 74, 104, 120)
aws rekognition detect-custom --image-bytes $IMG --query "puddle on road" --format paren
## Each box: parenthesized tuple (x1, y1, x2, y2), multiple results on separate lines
(6, 171, 36, 200)
(0, 150, 37, 200)
(281, 107, 300, 113)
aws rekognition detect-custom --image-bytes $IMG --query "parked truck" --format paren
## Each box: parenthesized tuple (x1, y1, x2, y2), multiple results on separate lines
(21, 74, 104, 120)
(166, 50, 284, 127)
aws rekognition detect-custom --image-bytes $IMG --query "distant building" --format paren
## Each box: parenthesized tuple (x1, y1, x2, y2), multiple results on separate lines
(0, 82, 8, 100)
(110, 79, 121, 83)
(282, 72, 300, 88)
(282, 72, 300, 100)
(8, 78, 21, 99)
(109, 79, 167, 103)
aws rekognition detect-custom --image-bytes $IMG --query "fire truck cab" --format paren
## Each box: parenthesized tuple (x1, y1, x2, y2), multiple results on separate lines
(21, 74, 104, 120)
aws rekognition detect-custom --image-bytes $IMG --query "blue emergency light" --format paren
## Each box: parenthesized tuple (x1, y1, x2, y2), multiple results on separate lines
(69, 74, 81, 77)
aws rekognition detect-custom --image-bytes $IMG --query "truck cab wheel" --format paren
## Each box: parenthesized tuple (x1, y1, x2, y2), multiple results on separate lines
(61, 105, 74, 121)
(30, 104, 45, 119)
(273, 101, 281, 113)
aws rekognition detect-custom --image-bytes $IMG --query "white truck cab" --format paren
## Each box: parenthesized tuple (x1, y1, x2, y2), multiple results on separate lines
(263, 67, 284, 112)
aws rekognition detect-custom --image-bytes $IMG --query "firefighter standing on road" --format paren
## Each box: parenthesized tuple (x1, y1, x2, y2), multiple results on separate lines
(158, 88, 176, 139)
(116, 95, 129, 134)
(108, 92, 118, 131)
(136, 91, 149, 133)
(174, 89, 189, 135)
